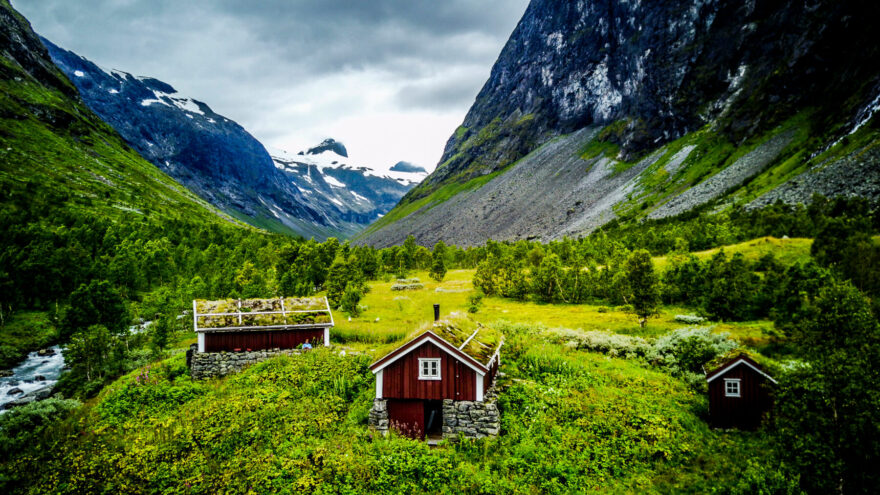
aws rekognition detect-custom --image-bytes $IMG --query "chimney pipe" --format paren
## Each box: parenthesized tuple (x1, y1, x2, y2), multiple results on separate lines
(433, 304, 440, 322)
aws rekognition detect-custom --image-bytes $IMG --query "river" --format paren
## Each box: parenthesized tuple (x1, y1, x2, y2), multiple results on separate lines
(0, 345, 66, 411)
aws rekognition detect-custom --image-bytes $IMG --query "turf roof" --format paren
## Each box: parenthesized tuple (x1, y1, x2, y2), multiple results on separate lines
(194, 297, 331, 330)
(417, 315, 502, 366)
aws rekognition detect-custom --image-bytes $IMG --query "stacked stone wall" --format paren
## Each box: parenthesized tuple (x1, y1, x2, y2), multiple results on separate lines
(190, 349, 301, 380)
(441, 393, 500, 440)
(369, 399, 389, 434)
(368, 382, 500, 441)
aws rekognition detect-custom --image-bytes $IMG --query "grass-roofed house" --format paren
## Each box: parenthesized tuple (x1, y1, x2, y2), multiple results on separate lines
(368, 311, 502, 441)
(190, 297, 334, 379)
(705, 352, 777, 429)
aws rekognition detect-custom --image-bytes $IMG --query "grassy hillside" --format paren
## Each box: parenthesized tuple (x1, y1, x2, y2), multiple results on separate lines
(0, 48, 235, 226)
(2, 318, 787, 494)
(5, 224, 877, 492)
(0, 0, 285, 373)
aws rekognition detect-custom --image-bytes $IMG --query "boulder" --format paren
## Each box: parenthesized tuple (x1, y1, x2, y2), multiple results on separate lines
(7, 387, 23, 395)
(32, 387, 52, 400)
(34, 375, 46, 381)
(37, 348, 55, 357)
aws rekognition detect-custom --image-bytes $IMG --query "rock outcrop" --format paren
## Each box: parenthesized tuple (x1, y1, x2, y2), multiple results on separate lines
(362, 0, 880, 246)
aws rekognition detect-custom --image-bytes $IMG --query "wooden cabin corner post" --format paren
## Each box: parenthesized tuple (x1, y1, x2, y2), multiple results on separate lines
(193, 300, 205, 353)
(375, 370, 383, 399)
(324, 296, 334, 347)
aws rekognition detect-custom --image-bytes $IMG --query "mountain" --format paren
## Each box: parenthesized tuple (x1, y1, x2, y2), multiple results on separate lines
(38, 38, 346, 238)
(306, 138, 348, 158)
(40, 40, 425, 240)
(269, 142, 427, 233)
(358, 0, 880, 247)
(0, 0, 234, 227)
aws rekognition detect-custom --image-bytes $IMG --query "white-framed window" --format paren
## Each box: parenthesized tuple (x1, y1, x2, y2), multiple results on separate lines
(724, 378, 741, 398)
(418, 358, 441, 380)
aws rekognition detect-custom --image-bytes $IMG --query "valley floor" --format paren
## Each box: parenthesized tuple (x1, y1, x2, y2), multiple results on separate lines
(2, 264, 794, 493)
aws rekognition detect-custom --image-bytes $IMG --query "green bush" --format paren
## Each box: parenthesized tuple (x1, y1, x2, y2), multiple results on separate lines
(0, 398, 80, 461)
(648, 326, 738, 374)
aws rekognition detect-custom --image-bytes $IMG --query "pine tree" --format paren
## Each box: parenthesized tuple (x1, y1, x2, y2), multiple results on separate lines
(623, 249, 660, 327)
(430, 249, 447, 282)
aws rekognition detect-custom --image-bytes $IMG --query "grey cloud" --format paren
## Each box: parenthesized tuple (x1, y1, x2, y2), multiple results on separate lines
(396, 67, 491, 110)
(12, 0, 530, 168)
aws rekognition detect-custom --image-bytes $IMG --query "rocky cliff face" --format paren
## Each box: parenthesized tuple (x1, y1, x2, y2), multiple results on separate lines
(408, 0, 879, 200)
(360, 0, 880, 247)
(41, 40, 424, 240)
(0, 1, 74, 98)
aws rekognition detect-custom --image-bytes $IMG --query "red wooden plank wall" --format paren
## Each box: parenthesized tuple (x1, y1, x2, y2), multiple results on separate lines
(382, 341, 476, 401)
(708, 365, 772, 429)
(387, 400, 425, 440)
(204, 329, 324, 352)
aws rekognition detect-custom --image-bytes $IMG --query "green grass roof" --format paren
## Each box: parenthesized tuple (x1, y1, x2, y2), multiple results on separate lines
(415, 315, 502, 366)
(194, 297, 331, 330)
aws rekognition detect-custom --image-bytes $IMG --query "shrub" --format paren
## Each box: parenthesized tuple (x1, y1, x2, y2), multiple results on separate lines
(674, 314, 707, 324)
(391, 283, 424, 291)
(648, 326, 738, 375)
(0, 397, 81, 461)
(468, 290, 484, 313)
(551, 328, 651, 358)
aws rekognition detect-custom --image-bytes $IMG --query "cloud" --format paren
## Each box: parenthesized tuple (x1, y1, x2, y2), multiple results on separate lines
(12, 0, 530, 171)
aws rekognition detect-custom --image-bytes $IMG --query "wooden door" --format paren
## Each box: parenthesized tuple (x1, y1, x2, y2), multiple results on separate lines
(387, 400, 425, 439)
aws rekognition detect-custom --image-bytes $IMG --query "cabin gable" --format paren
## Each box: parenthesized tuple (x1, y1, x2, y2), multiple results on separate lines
(381, 340, 478, 401)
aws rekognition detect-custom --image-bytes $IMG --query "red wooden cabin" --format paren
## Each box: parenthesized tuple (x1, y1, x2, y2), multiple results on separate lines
(193, 297, 334, 352)
(706, 353, 776, 429)
(369, 318, 502, 440)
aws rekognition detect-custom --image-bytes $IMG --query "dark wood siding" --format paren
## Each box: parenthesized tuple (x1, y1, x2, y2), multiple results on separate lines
(484, 358, 499, 393)
(382, 341, 477, 401)
(204, 328, 325, 352)
(708, 364, 772, 429)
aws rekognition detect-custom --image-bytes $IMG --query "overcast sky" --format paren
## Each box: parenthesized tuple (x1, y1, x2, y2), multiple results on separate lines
(14, 0, 529, 172)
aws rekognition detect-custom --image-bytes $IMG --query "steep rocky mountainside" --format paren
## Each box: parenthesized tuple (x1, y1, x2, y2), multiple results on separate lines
(42, 41, 423, 240)
(359, 0, 880, 247)
(41, 38, 341, 238)
(0, 0, 234, 225)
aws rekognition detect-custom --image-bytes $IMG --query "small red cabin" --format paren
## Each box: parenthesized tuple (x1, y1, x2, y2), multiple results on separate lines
(193, 297, 334, 352)
(706, 353, 776, 429)
(369, 318, 502, 440)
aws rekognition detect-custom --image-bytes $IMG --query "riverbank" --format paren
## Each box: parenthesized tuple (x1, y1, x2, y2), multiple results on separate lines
(0, 311, 57, 369)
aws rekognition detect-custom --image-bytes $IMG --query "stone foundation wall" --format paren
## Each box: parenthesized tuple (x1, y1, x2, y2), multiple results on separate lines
(368, 399, 389, 434)
(367, 385, 500, 441)
(441, 394, 500, 440)
(190, 349, 301, 380)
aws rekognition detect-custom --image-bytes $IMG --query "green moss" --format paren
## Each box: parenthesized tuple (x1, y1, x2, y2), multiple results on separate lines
(516, 113, 536, 125)
(580, 138, 621, 161)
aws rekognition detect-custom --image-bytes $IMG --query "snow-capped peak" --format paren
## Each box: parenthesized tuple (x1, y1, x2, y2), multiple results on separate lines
(267, 141, 427, 186)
